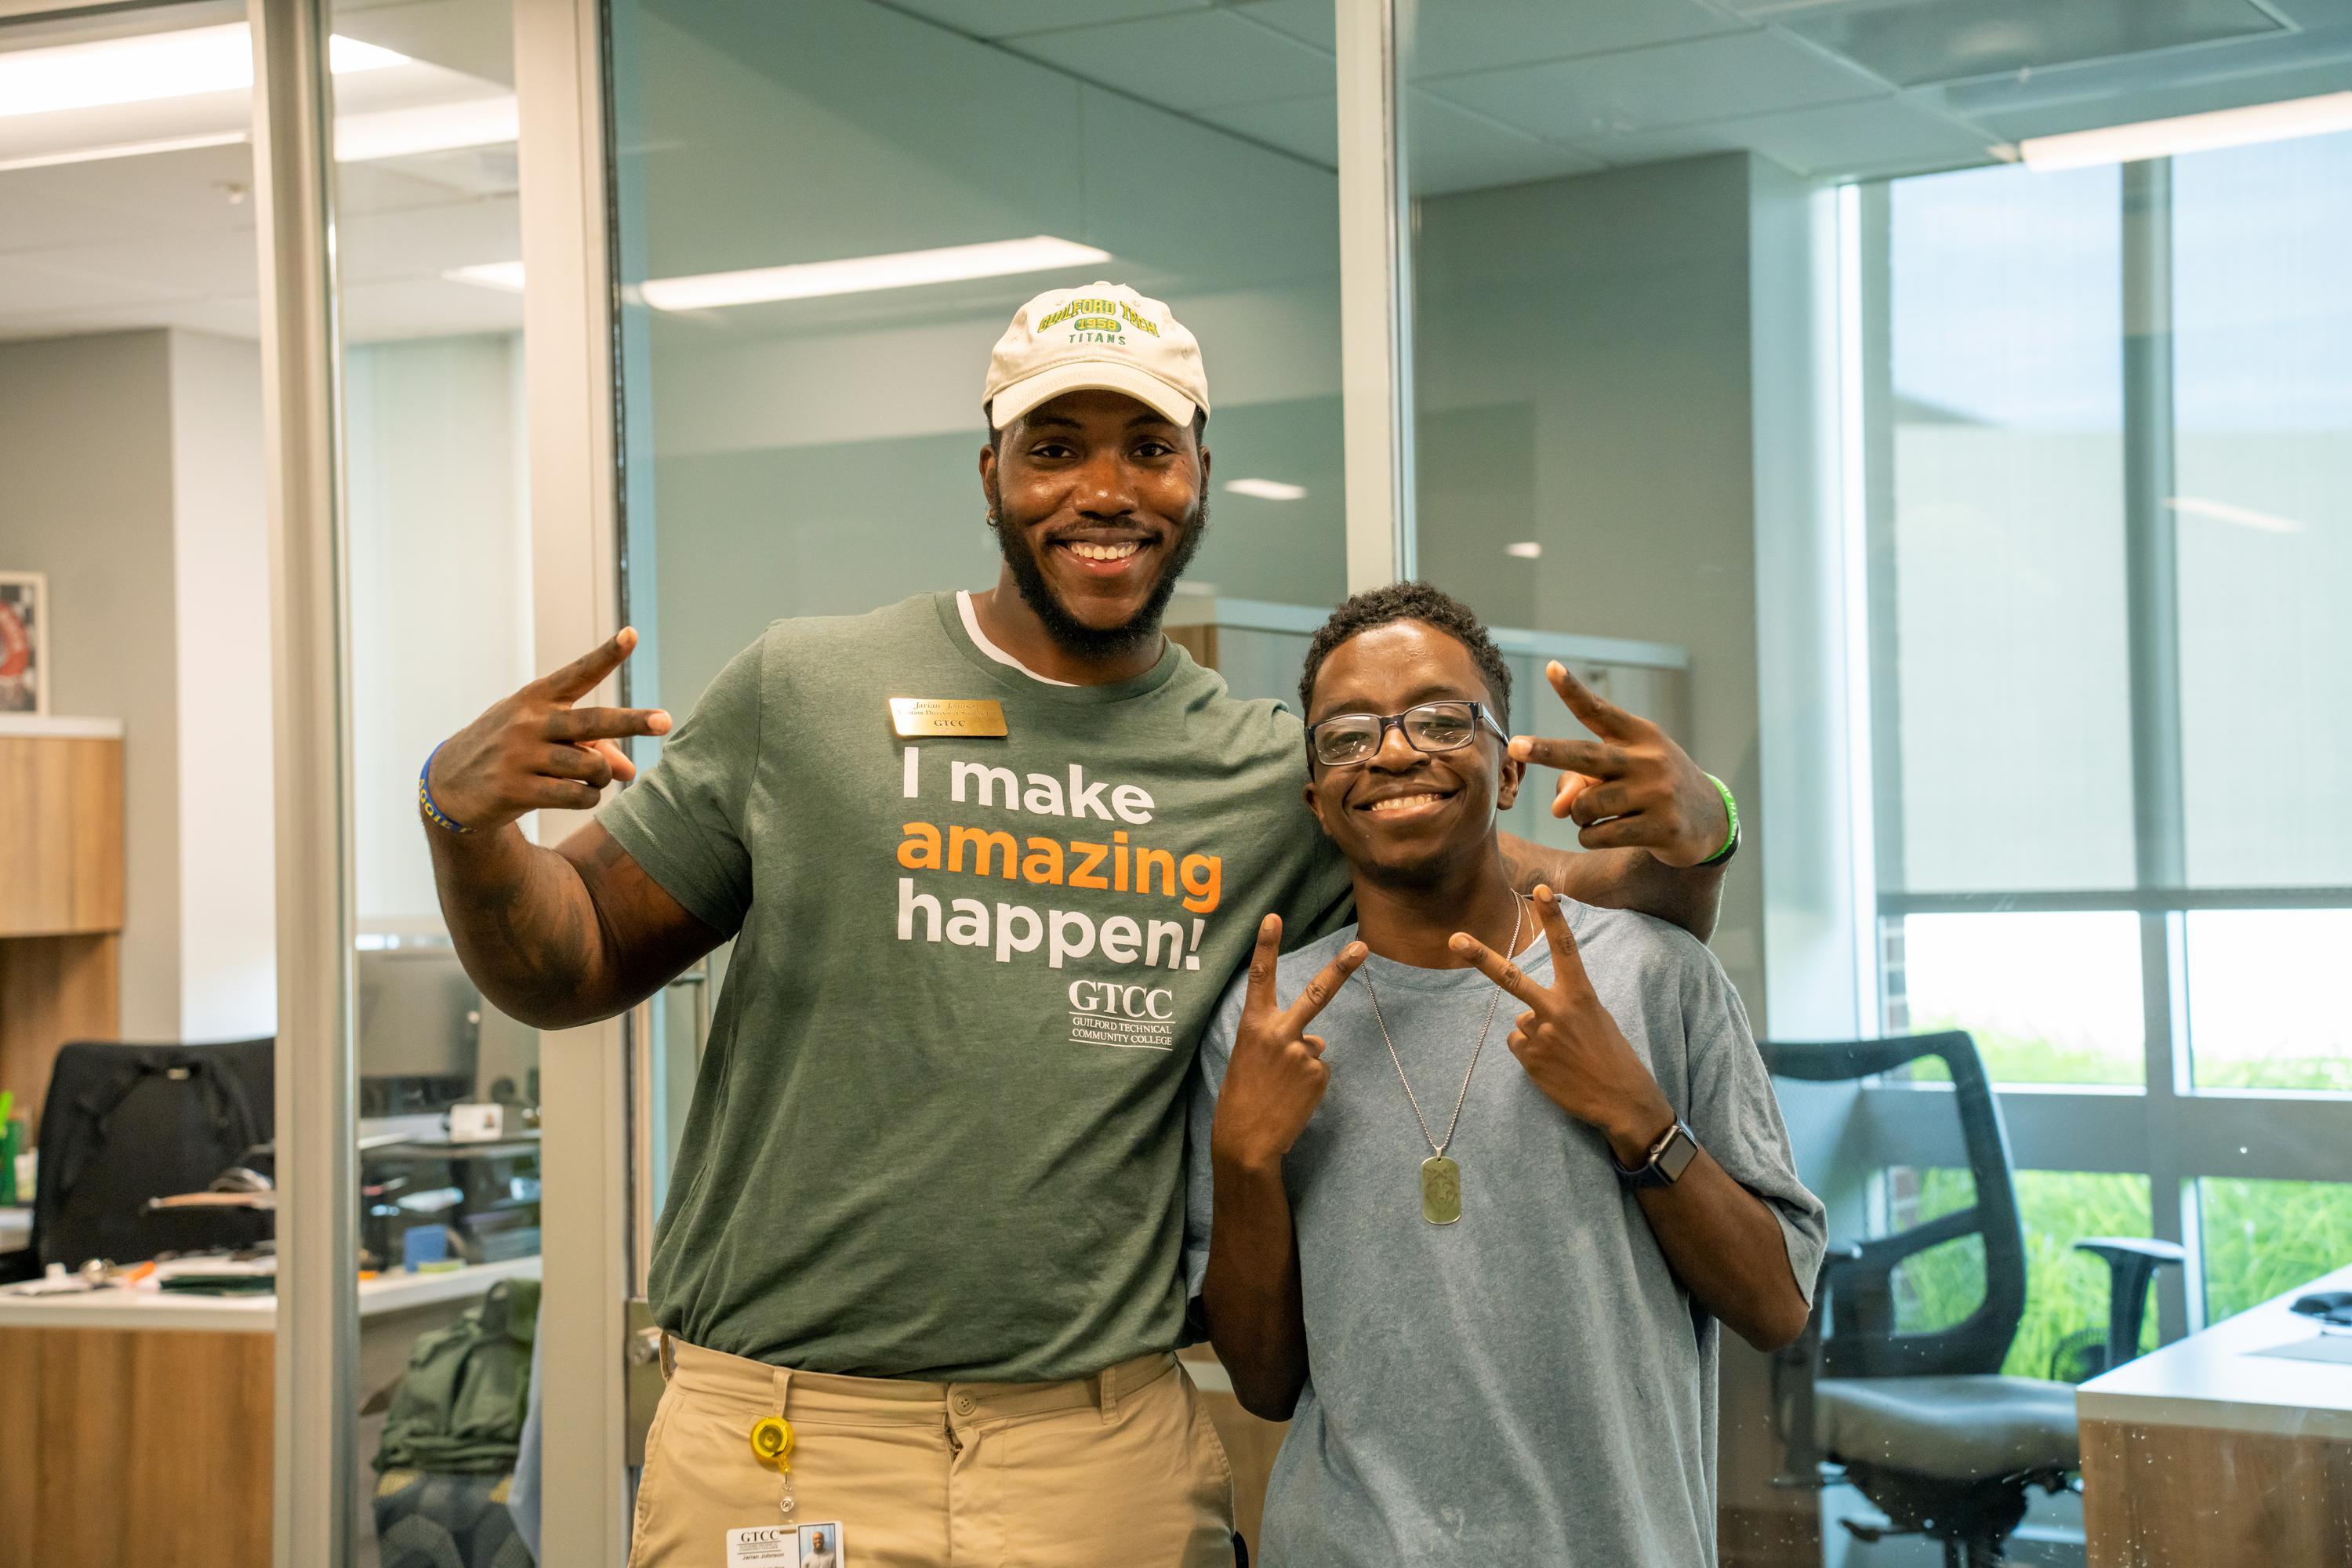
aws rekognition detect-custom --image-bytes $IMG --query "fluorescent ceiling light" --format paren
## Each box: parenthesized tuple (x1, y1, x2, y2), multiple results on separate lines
(637, 235, 1109, 312)
(0, 23, 405, 120)
(336, 96, 517, 162)
(0, 130, 245, 174)
(444, 262, 527, 293)
(2018, 92, 2352, 172)
(1225, 478, 1307, 502)
(2166, 496, 2303, 535)
(0, 97, 518, 175)
(1504, 541, 1542, 559)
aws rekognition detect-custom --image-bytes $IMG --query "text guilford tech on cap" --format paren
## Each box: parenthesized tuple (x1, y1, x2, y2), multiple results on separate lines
(983, 281, 1210, 431)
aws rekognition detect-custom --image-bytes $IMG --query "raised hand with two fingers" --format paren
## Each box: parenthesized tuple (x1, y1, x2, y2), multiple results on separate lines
(1210, 915, 1370, 1173)
(425, 626, 673, 833)
(1508, 662, 1730, 868)
(1447, 884, 1677, 1167)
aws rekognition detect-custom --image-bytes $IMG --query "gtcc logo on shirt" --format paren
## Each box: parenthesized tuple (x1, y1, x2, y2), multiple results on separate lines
(1067, 981, 1174, 1020)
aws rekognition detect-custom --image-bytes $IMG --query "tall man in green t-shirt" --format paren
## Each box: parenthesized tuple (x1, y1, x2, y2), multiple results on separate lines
(421, 283, 1737, 1567)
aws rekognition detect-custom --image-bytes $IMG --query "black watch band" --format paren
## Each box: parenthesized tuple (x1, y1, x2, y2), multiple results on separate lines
(1613, 1120, 1700, 1189)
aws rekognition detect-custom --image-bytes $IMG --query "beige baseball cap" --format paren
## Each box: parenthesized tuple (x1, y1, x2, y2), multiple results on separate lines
(983, 281, 1210, 431)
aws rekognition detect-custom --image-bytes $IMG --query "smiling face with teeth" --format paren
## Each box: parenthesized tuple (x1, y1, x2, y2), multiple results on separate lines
(978, 387, 1209, 670)
(1301, 619, 1526, 891)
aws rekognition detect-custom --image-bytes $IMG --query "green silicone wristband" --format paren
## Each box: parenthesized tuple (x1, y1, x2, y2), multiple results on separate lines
(1700, 774, 1739, 866)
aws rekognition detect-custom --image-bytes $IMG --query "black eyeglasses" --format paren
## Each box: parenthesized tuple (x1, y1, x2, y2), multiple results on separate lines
(1306, 700, 1511, 769)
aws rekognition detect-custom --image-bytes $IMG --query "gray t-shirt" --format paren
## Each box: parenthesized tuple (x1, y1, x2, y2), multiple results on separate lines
(1185, 904, 1826, 1566)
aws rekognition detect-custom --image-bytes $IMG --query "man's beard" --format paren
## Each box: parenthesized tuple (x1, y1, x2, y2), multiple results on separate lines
(987, 487, 1209, 661)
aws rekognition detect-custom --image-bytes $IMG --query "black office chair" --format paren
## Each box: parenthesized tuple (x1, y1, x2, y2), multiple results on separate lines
(1762, 1031, 2182, 1568)
(31, 1037, 276, 1270)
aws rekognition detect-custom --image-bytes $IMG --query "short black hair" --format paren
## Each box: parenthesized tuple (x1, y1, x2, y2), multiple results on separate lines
(1298, 580, 1512, 720)
(989, 408, 1207, 451)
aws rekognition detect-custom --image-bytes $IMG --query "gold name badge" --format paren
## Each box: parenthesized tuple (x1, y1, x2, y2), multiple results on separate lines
(889, 697, 1009, 739)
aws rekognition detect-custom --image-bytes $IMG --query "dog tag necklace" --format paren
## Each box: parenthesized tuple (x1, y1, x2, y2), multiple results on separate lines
(1359, 893, 1524, 1225)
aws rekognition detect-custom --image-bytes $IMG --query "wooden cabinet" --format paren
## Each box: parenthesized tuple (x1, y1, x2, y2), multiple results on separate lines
(0, 733, 123, 937)
(0, 723, 125, 1134)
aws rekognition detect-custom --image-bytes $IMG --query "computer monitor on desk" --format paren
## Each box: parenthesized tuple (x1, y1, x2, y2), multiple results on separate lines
(357, 945, 480, 1116)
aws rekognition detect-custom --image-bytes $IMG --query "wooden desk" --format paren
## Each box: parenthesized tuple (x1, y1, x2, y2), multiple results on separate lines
(2079, 1261, 2352, 1566)
(0, 1258, 537, 1568)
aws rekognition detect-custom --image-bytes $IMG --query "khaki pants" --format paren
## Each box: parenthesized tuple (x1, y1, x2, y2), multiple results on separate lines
(630, 1338, 1236, 1568)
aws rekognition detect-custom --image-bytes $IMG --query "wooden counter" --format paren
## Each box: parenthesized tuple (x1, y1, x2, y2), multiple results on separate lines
(0, 1260, 538, 1568)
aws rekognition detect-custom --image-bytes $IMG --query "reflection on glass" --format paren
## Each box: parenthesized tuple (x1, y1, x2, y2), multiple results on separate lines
(2187, 910, 2352, 1092)
(1883, 163, 2136, 894)
(1889, 1167, 2153, 1379)
(1890, 912, 2146, 1087)
(2172, 132, 2352, 888)
(2201, 1177, 2352, 1324)
(612, 0, 1345, 717)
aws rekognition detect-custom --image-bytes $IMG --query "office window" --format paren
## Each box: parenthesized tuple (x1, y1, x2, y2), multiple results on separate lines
(2201, 1178, 2352, 1323)
(1888, 1167, 2154, 1379)
(1860, 133, 2352, 1338)
(1890, 912, 2144, 1087)
(2186, 910, 2352, 1092)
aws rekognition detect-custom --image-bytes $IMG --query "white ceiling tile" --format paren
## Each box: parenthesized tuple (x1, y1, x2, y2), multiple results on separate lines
(0, 254, 168, 318)
(1197, 93, 1337, 165)
(1223, 0, 1330, 53)
(338, 195, 523, 285)
(880, 0, 1211, 40)
(0, 144, 259, 238)
(1573, 95, 2000, 180)
(1008, 9, 1334, 111)
(1768, 0, 2280, 89)
(15, 227, 253, 299)
(1406, 93, 1605, 194)
(0, 181, 152, 255)
(1423, 28, 1889, 141)
(1406, 0, 1748, 81)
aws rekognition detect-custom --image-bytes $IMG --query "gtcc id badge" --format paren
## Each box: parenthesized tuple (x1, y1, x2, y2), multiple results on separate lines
(727, 1523, 848, 1566)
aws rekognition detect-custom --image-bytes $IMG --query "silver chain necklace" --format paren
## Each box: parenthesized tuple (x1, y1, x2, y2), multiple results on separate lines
(1359, 893, 1525, 1225)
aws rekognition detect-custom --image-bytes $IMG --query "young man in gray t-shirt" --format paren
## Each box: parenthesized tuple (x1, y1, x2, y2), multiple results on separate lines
(1188, 583, 1826, 1566)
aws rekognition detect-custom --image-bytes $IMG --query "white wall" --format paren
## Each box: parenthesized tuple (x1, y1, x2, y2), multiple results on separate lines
(346, 333, 533, 930)
(0, 330, 183, 1037)
(169, 329, 277, 1038)
(0, 328, 277, 1040)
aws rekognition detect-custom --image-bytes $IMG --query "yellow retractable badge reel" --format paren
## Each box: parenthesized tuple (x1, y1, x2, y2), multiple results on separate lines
(750, 1416, 797, 1523)
(750, 1415, 793, 1465)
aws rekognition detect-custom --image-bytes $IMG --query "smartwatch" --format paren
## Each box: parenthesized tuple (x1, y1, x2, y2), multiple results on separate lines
(1614, 1120, 1700, 1189)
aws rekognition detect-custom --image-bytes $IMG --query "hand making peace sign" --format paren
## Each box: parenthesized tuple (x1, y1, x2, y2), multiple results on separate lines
(1511, 662, 1728, 869)
(1210, 914, 1370, 1172)
(426, 627, 673, 832)
(1448, 885, 1678, 1166)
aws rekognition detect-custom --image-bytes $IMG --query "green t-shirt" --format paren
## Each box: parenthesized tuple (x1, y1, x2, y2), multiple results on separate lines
(600, 591, 1352, 1381)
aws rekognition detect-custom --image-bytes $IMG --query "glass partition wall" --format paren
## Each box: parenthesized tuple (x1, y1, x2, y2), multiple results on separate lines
(143, 0, 2349, 1559)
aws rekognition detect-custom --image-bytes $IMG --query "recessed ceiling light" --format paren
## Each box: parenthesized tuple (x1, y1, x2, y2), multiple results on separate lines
(1505, 541, 1541, 559)
(1224, 478, 1307, 501)
(635, 235, 1109, 312)
(2018, 92, 2352, 172)
(0, 22, 406, 120)
(443, 262, 527, 293)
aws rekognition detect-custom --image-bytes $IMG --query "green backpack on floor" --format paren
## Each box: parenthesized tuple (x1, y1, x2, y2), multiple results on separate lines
(376, 1276, 541, 1475)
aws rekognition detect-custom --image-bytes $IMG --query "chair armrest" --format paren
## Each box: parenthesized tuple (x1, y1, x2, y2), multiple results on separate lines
(2074, 1237, 2186, 1371)
(1769, 1243, 1860, 1485)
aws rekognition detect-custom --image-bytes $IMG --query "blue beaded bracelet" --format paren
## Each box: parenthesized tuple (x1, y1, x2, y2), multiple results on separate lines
(419, 743, 471, 835)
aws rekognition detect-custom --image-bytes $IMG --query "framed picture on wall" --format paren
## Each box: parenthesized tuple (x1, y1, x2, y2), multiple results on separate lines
(0, 572, 47, 716)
